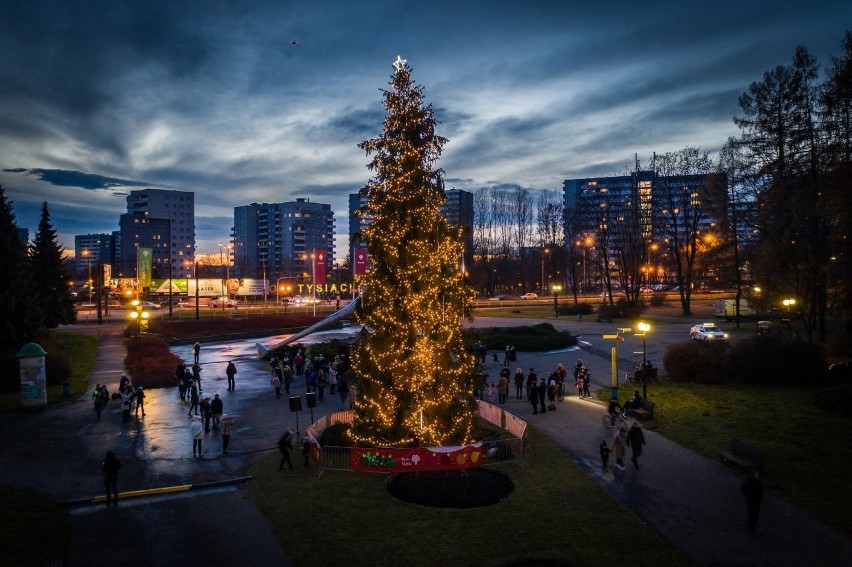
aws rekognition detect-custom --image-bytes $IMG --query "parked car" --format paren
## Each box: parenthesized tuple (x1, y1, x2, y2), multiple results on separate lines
(690, 323, 728, 341)
(209, 297, 238, 308)
(520, 293, 538, 300)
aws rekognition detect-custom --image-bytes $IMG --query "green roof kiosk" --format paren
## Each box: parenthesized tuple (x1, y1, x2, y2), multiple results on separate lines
(17, 343, 47, 407)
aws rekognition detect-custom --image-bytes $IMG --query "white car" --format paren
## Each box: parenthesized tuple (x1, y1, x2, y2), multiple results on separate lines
(209, 297, 238, 308)
(690, 323, 728, 341)
(520, 293, 538, 300)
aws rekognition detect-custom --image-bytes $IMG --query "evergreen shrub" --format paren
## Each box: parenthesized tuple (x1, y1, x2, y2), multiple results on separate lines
(663, 340, 729, 384)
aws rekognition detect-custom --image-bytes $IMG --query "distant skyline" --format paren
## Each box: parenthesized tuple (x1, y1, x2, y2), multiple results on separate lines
(1, 0, 850, 259)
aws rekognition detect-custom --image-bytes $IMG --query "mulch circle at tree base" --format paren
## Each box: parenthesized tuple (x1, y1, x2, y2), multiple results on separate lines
(387, 468, 513, 508)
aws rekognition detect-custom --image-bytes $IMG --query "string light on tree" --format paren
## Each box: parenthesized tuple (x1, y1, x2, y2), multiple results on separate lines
(347, 57, 478, 448)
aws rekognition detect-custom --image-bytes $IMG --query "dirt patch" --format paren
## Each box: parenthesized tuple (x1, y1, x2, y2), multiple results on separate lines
(387, 468, 513, 508)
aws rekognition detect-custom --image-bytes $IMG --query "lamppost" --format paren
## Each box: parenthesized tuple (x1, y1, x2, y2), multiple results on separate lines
(130, 299, 149, 362)
(540, 247, 549, 294)
(636, 321, 651, 398)
(552, 283, 562, 318)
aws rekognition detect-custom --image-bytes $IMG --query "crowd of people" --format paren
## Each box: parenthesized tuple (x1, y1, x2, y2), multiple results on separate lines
(91, 374, 145, 423)
(267, 349, 356, 409)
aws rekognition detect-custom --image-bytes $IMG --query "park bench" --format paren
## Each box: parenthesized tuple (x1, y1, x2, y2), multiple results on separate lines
(719, 438, 764, 474)
(625, 398, 655, 420)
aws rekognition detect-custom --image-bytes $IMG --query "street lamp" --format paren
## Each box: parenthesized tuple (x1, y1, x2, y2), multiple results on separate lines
(552, 284, 562, 318)
(82, 249, 93, 303)
(540, 247, 549, 294)
(636, 321, 651, 399)
(129, 299, 150, 362)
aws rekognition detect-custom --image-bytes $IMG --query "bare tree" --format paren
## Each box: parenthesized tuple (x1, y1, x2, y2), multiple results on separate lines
(652, 147, 717, 316)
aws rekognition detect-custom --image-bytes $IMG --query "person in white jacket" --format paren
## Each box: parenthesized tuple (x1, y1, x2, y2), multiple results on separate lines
(190, 415, 204, 457)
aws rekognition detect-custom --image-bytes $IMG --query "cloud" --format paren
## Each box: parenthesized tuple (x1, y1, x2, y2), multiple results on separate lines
(3, 168, 152, 191)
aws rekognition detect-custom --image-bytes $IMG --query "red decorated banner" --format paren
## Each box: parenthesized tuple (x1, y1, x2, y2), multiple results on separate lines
(350, 443, 484, 472)
(313, 249, 327, 285)
(354, 247, 368, 275)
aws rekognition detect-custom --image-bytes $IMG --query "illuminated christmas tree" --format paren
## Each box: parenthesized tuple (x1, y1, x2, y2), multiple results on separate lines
(348, 56, 478, 448)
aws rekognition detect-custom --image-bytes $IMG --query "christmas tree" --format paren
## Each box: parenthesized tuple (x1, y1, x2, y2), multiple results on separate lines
(348, 57, 478, 448)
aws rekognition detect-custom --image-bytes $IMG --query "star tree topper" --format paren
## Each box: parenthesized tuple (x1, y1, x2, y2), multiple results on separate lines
(393, 55, 407, 73)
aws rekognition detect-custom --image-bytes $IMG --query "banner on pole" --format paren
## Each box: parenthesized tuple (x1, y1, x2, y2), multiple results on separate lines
(137, 247, 153, 287)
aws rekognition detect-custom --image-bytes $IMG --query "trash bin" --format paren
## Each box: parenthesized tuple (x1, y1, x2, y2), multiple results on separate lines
(62, 382, 72, 397)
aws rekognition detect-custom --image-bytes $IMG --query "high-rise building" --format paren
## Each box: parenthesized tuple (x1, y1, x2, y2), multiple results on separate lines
(74, 233, 112, 275)
(120, 189, 195, 278)
(232, 198, 335, 280)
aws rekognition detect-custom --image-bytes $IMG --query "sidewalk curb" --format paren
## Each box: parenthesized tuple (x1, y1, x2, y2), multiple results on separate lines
(58, 475, 253, 507)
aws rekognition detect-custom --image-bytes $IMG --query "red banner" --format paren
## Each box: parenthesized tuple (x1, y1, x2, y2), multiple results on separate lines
(354, 247, 368, 275)
(350, 443, 484, 472)
(313, 249, 327, 285)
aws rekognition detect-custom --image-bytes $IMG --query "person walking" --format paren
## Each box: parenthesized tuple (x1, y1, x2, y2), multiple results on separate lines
(192, 362, 202, 392)
(190, 415, 203, 457)
(513, 368, 525, 400)
(741, 469, 764, 532)
(102, 451, 120, 506)
(193, 341, 201, 363)
(294, 350, 304, 376)
(611, 424, 628, 471)
(283, 364, 294, 394)
(582, 371, 591, 398)
(526, 368, 537, 401)
(188, 383, 200, 416)
(328, 362, 338, 395)
(537, 378, 547, 413)
(93, 384, 103, 421)
(338, 375, 349, 408)
(317, 368, 326, 402)
(497, 373, 509, 404)
(210, 393, 223, 428)
(226, 361, 237, 391)
(272, 374, 282, 399)
(278, 429, 295, 469)
(530, 383, 540, 415)
(120, 387, 132, 423)
(626, 420, 646, 469)
(576, 371, 585, 398)
(200, 396, 212, 432)
(599, 440, 611, 470)
(220, 414, 233, 454)
(134, 386, 146, 417)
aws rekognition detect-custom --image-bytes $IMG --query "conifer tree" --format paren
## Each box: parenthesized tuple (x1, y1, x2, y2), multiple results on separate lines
(348, 57, 477, 448)
(31, 201, 76, 327)
(0, 186, 41, 389)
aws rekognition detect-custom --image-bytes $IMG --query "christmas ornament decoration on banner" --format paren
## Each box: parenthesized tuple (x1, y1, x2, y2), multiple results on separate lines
(351, 443, 483, 472)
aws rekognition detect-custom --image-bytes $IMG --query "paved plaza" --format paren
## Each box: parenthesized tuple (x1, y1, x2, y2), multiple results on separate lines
(1, 312, 850, 566)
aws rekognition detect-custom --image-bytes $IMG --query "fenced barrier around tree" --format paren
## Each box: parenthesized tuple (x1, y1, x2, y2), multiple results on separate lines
(305, 401, 527, 475)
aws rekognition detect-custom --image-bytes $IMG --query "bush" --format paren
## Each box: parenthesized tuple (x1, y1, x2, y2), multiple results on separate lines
(726, 335, 827, 385)
(663, 335, 828, 385)
(663, 340, 730, 384)
(597, 298, 646, 321)
(465, 323, 577, 352)
(124, 333, 183, 389)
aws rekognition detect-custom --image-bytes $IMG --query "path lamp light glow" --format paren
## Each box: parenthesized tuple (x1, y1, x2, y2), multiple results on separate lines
(130, 299, 150, 362)
(552, 283, 562, 318)
(636, 321, 651, 399)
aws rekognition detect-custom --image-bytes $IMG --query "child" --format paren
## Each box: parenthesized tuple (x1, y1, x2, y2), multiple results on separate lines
(600, 440, 611, 469)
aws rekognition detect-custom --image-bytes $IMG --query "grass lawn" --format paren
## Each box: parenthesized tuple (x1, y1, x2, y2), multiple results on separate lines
(605, 380, 852, 536)
(248, 426, 690, 567)
(0, 486, 71, 566)
(0, 330, 97, 413)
